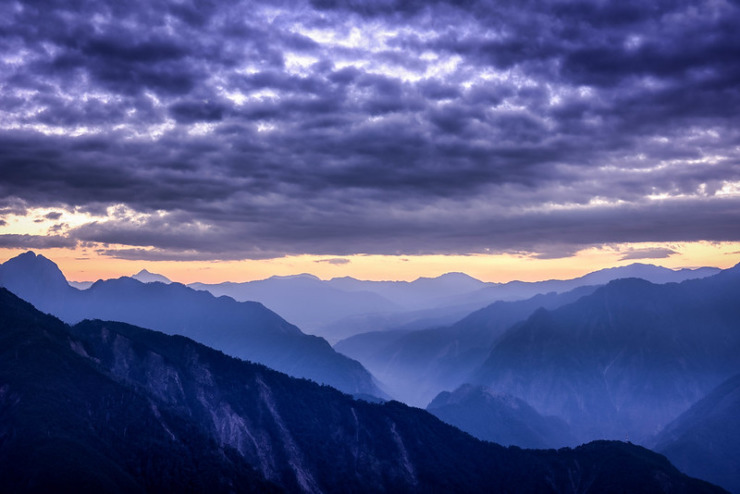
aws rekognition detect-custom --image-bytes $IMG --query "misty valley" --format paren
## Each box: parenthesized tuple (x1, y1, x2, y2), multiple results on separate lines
(1, 251, 739, 493)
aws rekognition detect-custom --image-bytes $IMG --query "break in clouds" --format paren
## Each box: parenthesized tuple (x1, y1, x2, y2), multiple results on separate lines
(1, 0, 739, 260)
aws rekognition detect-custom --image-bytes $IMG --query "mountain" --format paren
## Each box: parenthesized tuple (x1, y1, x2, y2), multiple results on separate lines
(326, 272, 487, 310)
(0, 252, 383, 398)
(320, 263, 718, 341)
(68, 280, 94, 290)
(318, 302, 483, 344)
(471, 266, 740, 444)
(0, 287, 276, 493)
(189, 274, 399, 336)
(67, 261, 717, 344)
(651, 373, 740, 494)
(427, 384, 576, 449)
(335, 285, 598, 407)
(131, 269, 172, 284)
(446, 263, 721, 309)
(0, 251, 71, 306)
(0, 287, 725, 493)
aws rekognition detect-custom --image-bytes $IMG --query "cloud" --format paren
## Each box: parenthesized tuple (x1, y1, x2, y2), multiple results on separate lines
(44, 211, 63, 220)
(0, 234, 77, 249)
(619, 247, 678, 261)
(314, 258, 351, 265)
(1, 0, 739, 260)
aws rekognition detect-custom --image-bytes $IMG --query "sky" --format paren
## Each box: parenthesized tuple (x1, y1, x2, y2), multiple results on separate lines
(1, 0, 740, 283)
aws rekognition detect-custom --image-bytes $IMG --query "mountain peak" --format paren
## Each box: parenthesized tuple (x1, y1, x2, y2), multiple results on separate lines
(131, 269, 172, 284)
(0, 251, 72, 311)
(1, 251, 68, 283)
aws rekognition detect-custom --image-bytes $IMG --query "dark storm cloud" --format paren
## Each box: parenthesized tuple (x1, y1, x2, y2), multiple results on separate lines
(1, 0, 739, 260)
(0, 234, 76, 249)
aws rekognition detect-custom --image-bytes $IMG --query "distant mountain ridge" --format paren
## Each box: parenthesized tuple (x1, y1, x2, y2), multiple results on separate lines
(131, 269, 172, 284)
(190, 262, 720, 340)
(0, 287, 725, 493)
(471, 266, 740, 444)
(0, 252, 383, 398)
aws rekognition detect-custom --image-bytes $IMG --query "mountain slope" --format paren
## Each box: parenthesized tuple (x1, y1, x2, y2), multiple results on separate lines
(456, 263, 721, 308)
(0, 252, 382, 397)
(0, 251, 73, 311)
(336, 285, 598, 406)
(652, 373, 740, 494)
(472, 266, 740, 444)
(427, 384, 576, 449)
(0, 287, 725, 493)
(0, 288, 275, 493)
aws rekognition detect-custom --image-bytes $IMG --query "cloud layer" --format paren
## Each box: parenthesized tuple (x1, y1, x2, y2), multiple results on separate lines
(1, 0, 739, 260)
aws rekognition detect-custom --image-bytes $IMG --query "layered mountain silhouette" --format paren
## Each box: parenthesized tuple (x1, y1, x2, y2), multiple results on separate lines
(0, 252, 382, 398)
(651, 373, 740, 494)
(190, 274, 400, 336)
(471, 266, 740, 444)
(190, 263, 718, 341)
(427, 384, 576, 449)
(0, 287, 725, 493)
(335, 285, 599, 407)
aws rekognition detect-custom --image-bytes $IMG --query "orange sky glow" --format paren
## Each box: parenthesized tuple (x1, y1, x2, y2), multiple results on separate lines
(2, 241, 739, 284)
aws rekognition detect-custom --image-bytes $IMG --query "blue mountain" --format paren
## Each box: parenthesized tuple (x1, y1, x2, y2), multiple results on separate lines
(0, 287, 724, 493)
(0, 252, 383, 397)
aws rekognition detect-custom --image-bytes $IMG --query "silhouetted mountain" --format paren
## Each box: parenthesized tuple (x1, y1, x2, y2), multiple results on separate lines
(190, 274, 399, 335)
(0, 252, 382, 398)
(324, 264, 717, 341)
(132, 269, 172, 284)
(66, 261, 717, 344)
(0, 288, 725, 493)
(427, 384, 576, 449)
(0, 251, 72, 308)
(472, 266, 740, 444)
(336, 286, 598, 406)
(445, 263, 721, 309)
(327, 272, 487, 310)
(652, 373, 740, 494)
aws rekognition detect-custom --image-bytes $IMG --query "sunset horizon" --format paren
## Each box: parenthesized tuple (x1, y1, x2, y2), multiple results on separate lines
(2, 241, 739, 285)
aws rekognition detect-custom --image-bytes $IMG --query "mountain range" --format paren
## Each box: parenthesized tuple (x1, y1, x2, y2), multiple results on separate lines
(0, 286, 725, 493)
(182, 263, 717, 341)
(471, 267, 740, 444)
(335, 285, 599, 407)
(0, 252, 383, 398)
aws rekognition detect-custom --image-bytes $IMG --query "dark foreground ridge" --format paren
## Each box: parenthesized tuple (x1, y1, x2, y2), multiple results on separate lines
(0, 287, 726, 493)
